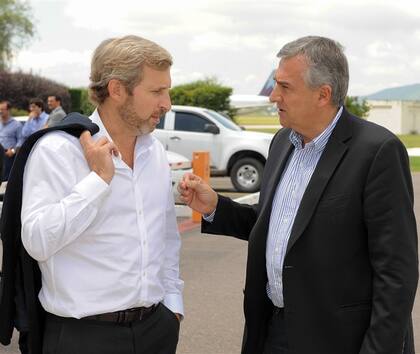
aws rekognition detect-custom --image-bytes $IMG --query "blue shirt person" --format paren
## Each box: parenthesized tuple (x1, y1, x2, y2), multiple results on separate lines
(21, 98, 49, 142)
(0, 100, 23, 181)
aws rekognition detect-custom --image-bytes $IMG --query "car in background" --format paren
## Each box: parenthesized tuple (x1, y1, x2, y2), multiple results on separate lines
(166, 150, 192, 203)
(153, 105, 274, 192)
(14, 115, 28, 125)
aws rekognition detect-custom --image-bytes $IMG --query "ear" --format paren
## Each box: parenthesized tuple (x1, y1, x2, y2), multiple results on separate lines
(317, 84, 332, 107)
(107, 79, 128, 103)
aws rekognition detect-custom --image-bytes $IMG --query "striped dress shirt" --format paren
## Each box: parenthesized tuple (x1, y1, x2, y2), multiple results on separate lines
(266, 107, 343, 307)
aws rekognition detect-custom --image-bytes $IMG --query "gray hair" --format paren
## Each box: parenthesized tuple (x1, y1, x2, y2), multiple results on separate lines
(277, 36, 349, 106)
(89, 35, 173, 105)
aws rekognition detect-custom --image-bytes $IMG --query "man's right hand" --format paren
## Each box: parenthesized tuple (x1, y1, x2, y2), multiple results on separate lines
(178, 173, 218, 215)
(79, 131, 119, 184)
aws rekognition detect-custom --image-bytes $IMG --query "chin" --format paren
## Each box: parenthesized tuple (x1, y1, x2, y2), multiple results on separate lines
(279, 117, 289, 128)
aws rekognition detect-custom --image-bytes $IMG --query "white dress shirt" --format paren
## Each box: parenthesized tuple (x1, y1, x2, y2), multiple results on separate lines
(21, 109, 184, 318)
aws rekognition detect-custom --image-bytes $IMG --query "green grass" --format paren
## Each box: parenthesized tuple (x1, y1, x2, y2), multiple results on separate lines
(409, 157, 420, 172)
(234, 115, 279, 125)
(246, 127, 279, 134)
(397, 135, 420, 148)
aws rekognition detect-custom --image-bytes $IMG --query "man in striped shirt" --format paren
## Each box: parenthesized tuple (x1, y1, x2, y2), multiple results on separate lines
(179, 36, 418, 354)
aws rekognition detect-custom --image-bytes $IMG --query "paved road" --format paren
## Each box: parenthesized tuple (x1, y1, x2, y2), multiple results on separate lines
(1, 175, 420, 353)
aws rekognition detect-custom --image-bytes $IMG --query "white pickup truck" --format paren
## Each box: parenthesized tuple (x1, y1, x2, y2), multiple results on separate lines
(153, 105, 275, 192)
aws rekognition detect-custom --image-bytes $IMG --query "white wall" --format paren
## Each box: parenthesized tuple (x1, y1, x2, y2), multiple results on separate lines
(366, 100, 402, 134)
(402, 101, 420, 134)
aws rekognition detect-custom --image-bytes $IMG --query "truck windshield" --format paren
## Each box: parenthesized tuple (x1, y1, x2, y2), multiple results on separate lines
(205, 110, 242, 131)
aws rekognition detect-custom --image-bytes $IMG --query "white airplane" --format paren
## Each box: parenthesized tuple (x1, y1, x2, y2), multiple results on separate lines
(230, 70, 275, 109)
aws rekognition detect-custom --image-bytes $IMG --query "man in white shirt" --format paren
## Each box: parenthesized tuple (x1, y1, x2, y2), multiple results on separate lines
(21, 35, 183, 354)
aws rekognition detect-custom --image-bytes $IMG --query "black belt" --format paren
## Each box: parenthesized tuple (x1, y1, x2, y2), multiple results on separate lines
(82, 304, 158, 323)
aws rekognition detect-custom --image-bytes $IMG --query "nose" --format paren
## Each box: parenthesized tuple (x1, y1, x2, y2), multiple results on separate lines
(269, 85, 279, 103)
(160, 91, 171, 113)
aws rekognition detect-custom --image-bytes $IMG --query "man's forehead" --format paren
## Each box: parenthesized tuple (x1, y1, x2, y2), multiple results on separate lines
(276, 56, 307, 79)
(141, 66, 171, 87)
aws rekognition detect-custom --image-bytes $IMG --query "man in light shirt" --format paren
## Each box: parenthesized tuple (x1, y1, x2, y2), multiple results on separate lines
(179, 36, 418, 354)
(21, 35, 183, 354)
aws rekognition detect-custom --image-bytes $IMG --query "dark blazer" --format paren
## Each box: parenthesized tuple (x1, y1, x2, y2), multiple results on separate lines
(0, 113, 99, 354)
(203, 109, 419, 354)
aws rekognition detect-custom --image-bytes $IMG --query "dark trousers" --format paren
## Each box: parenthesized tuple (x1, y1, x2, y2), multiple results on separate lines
(2, 155, 14, 181)
(42, 303, 180, 354)
(263, 307, 289, 354)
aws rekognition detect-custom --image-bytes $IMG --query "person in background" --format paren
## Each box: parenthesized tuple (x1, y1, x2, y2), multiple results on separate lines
(0, 100, 22, 181)
(45, 95, 66, 127)
(21, 98, 49, 142)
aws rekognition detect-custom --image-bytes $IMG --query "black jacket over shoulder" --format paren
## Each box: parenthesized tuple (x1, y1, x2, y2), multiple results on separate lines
(0, 113, 99, 354)
(203, 109, 418, 354)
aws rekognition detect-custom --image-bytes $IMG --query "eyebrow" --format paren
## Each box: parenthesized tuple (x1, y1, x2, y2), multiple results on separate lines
(275, 79, 291, 86)
(151, 85, 170, 90)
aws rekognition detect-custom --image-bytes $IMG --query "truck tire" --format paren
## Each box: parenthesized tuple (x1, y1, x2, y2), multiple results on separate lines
(230, 157, 264, 193)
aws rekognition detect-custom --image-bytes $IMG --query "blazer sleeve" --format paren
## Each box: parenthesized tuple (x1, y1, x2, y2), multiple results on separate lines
(360, 136, 419, 354)
(201, 194, 258, 241)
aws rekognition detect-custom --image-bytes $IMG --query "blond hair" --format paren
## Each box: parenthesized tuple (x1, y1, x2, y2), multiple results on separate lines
(89, 35, 172, 105)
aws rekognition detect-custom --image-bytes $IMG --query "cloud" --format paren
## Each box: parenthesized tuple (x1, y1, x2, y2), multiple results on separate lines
(14, 0, 420, 95)
(12, 49, 92, 87)
(14, 49, 92, 69)
(189, 33, 270, 52)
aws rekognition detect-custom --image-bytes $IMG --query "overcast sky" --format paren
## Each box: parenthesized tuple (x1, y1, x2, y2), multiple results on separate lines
(11, 0, 420, 96)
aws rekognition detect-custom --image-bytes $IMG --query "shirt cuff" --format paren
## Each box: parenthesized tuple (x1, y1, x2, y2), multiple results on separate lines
(163, 293, 184, 318)
(73, 171, 110, 205)
(203, 209, 216, 222)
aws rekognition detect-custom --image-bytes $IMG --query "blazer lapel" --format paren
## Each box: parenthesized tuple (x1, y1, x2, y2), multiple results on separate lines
(258, 138, 294, 224)
(286, 110, 353, 254)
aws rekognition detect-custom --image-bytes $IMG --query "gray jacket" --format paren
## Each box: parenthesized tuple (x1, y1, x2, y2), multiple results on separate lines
(46, 106, 66, 127)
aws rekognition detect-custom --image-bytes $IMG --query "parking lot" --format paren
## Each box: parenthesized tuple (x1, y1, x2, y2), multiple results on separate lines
(0, 176, 419, 353)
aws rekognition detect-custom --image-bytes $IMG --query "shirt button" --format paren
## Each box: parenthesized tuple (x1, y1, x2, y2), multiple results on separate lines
(142, 240, 146, 246)
(138, 210, 142, 215)
(143, 272, 146, 277)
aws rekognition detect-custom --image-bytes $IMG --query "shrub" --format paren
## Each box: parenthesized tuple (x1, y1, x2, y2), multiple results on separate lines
(0, 70, 71, 112)
(170, 78, 236, 118)
(69, 88, 82, 112)
(80, 88, 95, 116)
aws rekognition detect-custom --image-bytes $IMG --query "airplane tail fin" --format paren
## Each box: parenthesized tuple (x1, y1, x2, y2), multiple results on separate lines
(258, 70, 276, 96)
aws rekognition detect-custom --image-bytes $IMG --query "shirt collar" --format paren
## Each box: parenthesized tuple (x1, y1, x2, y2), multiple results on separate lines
(1, 117, 16, 126)
(289, 106, 343, 152)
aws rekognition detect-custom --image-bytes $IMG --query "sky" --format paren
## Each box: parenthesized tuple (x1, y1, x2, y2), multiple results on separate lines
(10, 0, 420, 96)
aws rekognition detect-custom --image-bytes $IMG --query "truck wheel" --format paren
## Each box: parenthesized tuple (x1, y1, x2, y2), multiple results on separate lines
(230, 157, 264, 193)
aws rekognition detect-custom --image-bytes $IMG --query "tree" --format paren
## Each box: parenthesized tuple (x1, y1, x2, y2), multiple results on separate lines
(0, 0, 35, 70)
(170, 78, 236, 117)
(345, 96, 370, 118)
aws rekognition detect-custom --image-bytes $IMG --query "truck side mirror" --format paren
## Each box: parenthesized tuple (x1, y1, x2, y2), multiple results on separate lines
(204, 124, 220, 134)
